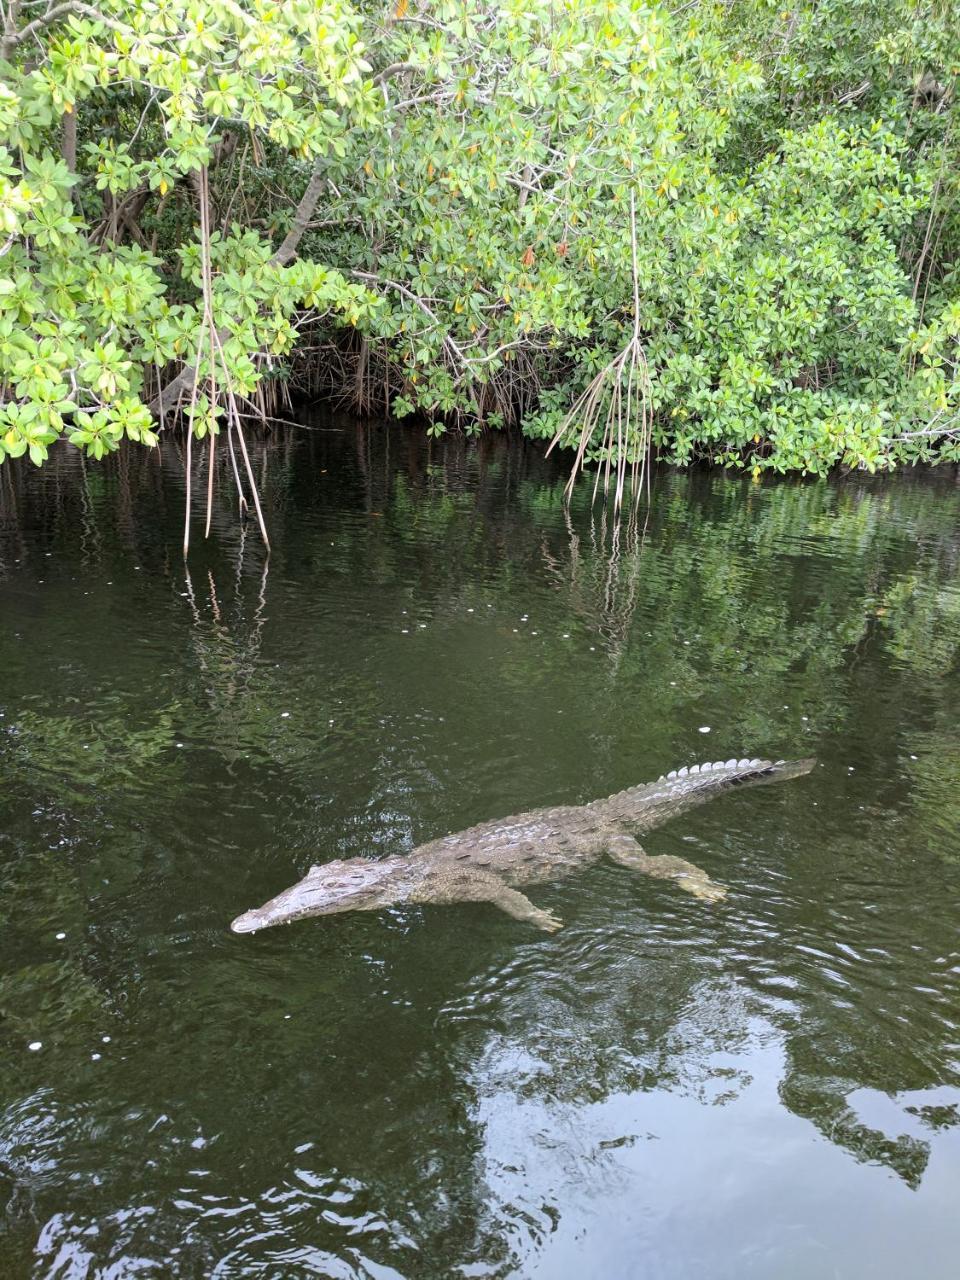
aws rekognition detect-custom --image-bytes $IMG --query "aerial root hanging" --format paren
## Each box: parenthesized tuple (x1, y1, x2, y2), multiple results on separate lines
(547, 190, 653, 514)
(181, 165, 269, 557)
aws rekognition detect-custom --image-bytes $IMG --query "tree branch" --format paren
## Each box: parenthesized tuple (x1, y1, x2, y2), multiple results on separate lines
(1, 2, 130, 61)
(372, 60, 417, 86)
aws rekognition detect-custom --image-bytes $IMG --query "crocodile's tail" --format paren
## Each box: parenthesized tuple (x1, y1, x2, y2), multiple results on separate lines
(604, 756, 816, 827)
(658, 757, 816, 788)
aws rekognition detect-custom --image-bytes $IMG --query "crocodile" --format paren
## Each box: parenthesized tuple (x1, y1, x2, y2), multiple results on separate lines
(230, 756, 815, 935)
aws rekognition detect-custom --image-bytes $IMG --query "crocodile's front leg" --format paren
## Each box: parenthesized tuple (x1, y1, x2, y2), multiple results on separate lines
(488, 883, 563, 932)
(605, 833, 727, 902)
(414, 868, 563, 932)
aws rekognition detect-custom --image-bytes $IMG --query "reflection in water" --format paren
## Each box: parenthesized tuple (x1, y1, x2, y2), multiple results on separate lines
(1, 423, 959, 1277)
(181, 533, 271, 768)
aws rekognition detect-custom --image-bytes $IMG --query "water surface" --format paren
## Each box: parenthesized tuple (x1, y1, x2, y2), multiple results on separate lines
(1, 422, 959, 1277)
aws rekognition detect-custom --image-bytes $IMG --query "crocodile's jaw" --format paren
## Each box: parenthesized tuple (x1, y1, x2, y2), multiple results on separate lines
(230, 888, 335, 934)
(230, 890, 381, 934)
(230, 859, 408, 933)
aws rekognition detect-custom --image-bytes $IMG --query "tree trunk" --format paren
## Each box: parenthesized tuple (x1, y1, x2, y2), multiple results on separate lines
(61, 107, 76, 173)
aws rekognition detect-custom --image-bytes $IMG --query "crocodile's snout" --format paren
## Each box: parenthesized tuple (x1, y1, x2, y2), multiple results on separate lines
(231, 907, 275, 934)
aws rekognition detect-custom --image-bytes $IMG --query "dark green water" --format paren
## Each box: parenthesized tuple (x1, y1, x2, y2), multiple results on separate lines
(1, 421, 959, 1278)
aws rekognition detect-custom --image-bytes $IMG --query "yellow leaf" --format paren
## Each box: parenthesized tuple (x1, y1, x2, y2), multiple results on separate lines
(159, 178, 168, 196)
(364, 159, 373, 176)
(427, 161, 434, 179)
(752, 465, 761, 482)
(724, 209, 738, 225)
(753, 433, 760, 444)
(64, 101, 73, 115)
(395, 0, 409, 17)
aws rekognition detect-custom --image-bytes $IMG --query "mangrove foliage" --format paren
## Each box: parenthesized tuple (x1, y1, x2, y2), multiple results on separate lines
(1, 0, 959, 494)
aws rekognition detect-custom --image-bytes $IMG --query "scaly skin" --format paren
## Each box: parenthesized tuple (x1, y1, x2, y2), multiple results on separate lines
(230, 756, 816, 934)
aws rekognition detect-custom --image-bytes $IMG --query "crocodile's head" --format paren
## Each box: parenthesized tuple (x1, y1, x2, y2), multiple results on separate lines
(230, 857, 408, 934)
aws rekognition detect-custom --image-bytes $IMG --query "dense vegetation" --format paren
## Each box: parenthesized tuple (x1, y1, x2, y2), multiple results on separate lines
(1, 1, 959, 502)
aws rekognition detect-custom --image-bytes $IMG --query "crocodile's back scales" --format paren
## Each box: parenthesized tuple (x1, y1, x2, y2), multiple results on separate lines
(420, 802, 603, 885)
